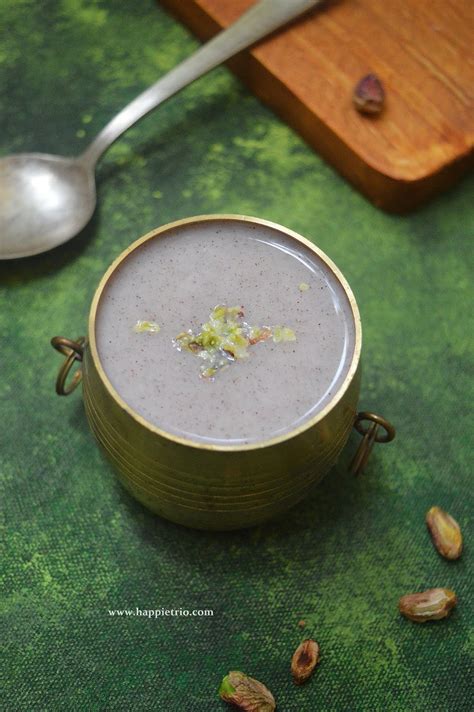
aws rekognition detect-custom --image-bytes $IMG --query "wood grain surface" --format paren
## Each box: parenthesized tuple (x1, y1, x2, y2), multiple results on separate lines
(160, 0, 474, 212)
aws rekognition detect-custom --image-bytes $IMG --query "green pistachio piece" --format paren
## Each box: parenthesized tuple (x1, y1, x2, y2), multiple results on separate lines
(175, 305, 296, 379)
(133, 320, 160, 333)
(272, 326, 296, 343)
(219, 671, 276, 712)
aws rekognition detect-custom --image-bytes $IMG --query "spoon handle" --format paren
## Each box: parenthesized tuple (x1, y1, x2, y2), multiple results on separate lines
(80, 0, 322, 167)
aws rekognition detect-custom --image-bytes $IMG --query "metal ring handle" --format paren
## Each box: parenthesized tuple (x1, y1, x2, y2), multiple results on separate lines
(51, 336, 85, 359)
(353, 411, 396, 443)
(350, 411, 395, 476)
(51, 336, 86, 396)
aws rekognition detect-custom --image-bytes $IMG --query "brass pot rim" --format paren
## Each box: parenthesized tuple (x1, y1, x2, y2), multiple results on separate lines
(88, 214, 362, 453)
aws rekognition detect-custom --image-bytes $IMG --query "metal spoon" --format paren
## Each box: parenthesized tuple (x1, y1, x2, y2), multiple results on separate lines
(0, 0, 321, 260)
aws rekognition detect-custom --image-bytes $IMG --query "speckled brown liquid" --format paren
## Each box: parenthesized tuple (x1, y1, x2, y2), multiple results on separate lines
(96, 219, 356, 445)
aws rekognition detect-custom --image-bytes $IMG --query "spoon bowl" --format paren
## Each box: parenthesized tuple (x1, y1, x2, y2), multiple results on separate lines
(0, 154, 95, 259)
(0, 0, 322, 259)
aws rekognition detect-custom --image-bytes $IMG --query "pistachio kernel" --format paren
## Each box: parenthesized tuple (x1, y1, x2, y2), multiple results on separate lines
(426, 506, 463, 560)
(353, 73, 385, 115)
(219, 671, 276, 712)
(291, 639, 320, 685)
(133, 320, 160, 333)
(399, 588, 457, 623)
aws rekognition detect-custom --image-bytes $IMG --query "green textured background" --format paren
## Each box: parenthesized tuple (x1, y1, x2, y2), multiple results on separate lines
(1, 1, 473, 710)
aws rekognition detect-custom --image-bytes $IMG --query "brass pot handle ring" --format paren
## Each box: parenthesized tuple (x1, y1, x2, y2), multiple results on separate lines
(51, 336, 86, 396)
(350, 411, 396, 477)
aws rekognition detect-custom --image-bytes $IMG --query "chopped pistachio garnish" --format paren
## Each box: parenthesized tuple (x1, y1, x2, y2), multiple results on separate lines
(249, 326, 272, 345)
(133, 320, 160, 333)
(299, 282, 310, 292)
(272, 326, 296, 343)
(174, 305, 296, 380)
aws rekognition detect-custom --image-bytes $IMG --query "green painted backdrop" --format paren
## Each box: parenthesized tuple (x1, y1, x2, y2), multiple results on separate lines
(1, 1, 472, 710)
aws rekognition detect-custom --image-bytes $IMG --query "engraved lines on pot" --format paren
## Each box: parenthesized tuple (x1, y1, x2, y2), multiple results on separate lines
(83, 370, 355, 488)
(83, 385, 355, 510)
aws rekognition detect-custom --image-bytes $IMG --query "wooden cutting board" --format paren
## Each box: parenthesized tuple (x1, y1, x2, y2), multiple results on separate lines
(160, 0, 473, 212)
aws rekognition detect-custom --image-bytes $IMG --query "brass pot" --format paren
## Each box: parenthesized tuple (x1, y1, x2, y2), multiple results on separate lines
(52, 215, 394, 530)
